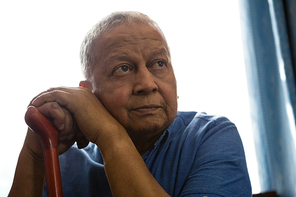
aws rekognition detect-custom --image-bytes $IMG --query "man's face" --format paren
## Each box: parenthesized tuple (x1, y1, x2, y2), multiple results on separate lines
(90, 22, 177, 139)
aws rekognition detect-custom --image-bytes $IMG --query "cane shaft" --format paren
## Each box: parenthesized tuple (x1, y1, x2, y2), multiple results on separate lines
(25, 106, 63, 197)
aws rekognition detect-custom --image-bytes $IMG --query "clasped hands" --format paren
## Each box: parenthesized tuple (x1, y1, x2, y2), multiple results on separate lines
(26, 86, 123, 156)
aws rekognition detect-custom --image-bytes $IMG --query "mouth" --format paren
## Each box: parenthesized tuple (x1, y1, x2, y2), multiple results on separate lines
(132, 105, 161, 113)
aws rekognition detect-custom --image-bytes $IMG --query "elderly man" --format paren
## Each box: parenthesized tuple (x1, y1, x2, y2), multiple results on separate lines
(9, 11, 252, 196)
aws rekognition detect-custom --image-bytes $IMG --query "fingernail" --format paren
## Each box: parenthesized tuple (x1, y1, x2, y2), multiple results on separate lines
(59, 124, 65, 130)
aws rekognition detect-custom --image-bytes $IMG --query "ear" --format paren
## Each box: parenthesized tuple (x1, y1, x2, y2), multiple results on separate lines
(79, 80, 93, 91)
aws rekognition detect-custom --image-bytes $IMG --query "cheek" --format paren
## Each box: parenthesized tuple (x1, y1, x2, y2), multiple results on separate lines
(167, 92, 178, 113)
(160, 79, 178, 113)
(96, 88, 130, 117)
(93, 77, 130, 108)
(167, 77, 178, 111)
(165, 74, 177, 99)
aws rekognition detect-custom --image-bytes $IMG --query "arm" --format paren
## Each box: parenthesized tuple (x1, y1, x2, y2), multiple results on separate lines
(8, 129, 45, 197)
(9, 96, 82, 196)
(97, 122, 169, 196)
(27, 87, 170, 196)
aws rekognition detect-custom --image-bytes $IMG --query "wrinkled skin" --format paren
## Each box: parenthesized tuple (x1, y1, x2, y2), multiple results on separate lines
(28, 22, 178, 155)
(9, 21, 177, 197)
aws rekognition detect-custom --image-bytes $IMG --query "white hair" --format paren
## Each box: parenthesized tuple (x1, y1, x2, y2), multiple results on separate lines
(80, 11, 169, 80)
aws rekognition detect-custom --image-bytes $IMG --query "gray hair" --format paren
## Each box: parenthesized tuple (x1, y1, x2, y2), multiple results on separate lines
(80, 11, 169, 80)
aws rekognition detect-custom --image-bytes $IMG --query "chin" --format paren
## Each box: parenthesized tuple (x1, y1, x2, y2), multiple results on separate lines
(124, 110, 176, 136)
(127, 118, 171, 137)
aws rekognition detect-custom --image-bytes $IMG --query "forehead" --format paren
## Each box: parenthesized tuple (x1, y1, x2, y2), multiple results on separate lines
(94, 22, 169, 62)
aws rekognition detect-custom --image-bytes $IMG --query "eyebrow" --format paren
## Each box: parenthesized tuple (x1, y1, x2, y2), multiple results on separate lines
(104, 52, 130, 65)
(148, 48, 170, 58)
(104, 47, 170, 66)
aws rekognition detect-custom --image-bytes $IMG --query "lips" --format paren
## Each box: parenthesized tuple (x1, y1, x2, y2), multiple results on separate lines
(132, 104, 161, 113)
(134, 104, 160, 109)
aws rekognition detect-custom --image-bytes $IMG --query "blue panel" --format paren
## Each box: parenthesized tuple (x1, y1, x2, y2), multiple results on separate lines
(282, 0, 296, 126)
(239, 0, 296, 196)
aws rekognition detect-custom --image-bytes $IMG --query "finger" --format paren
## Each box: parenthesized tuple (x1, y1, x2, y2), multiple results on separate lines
(31, 89, 74, 108)
(36, 102, 66, 130)
(28, 89, 53, 107)
(58, 108, 76, 140)
(57, 113, 80, 155)
(36, 87, 92, 107)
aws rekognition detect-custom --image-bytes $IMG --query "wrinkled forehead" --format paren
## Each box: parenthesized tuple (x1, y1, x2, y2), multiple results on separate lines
(94, 22, 170, 59)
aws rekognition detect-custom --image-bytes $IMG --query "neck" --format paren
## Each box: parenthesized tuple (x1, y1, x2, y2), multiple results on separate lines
(129, 131, 164, 155)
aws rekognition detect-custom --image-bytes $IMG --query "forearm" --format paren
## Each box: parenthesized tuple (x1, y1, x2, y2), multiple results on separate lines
(98, 127, 170, 197)
(9, 141, 45, 196)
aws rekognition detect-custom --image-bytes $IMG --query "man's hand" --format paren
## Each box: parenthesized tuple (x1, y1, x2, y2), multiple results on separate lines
(11, 86, 170, 197)
(29, 86, 124, 151)
(9, 86, 123, 197)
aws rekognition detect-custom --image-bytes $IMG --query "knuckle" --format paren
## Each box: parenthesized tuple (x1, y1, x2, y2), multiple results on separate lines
(50, 102, 60, 109)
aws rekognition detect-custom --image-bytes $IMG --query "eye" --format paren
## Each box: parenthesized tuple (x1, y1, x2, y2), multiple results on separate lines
(153, 61, 166, 69)
(113, 65, 132, 75)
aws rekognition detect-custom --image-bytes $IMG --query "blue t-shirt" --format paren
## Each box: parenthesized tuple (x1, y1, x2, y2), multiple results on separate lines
(44, 111, 252, 196)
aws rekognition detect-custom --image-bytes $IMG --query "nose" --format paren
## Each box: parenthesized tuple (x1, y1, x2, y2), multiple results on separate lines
(133, 67, 158, 95)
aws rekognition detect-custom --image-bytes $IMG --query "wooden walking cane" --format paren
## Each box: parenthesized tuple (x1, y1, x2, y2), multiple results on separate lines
(25, 106, 63, 197)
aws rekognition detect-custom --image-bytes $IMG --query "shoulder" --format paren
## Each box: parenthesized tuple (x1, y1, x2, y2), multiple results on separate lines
(170, 111, 237, 141)
(171, 111, 243, 160)
(174, 111, 234, 127)
(168, 112, 251, 196)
